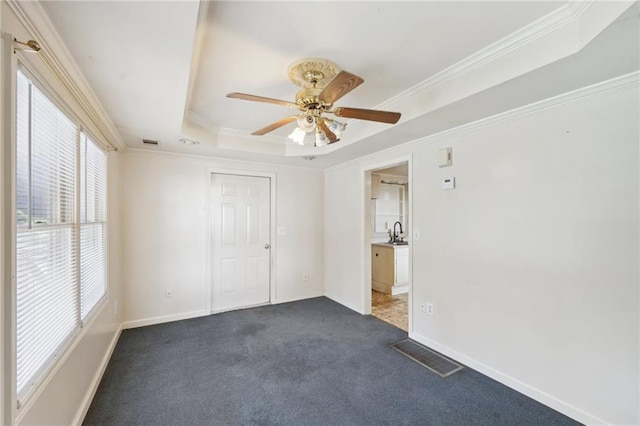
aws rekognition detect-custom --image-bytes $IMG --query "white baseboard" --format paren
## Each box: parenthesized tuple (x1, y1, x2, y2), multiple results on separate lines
(325, 292, 364, 314)
(72, 325, 122, 426)
(409, 331, 606, 426)
(122, 309, 209, 329)
(273, 291, 325, 305)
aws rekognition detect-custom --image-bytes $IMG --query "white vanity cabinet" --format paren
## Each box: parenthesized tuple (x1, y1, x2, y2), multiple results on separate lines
(371, 243, 409, 295)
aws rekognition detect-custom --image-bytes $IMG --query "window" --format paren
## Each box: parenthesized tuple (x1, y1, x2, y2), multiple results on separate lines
(15, 69, 107, 403)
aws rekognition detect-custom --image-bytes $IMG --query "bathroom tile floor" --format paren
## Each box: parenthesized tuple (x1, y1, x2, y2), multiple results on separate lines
(371, 290, 408, 332)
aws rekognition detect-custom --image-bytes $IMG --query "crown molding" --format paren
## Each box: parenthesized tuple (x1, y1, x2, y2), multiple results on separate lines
(185, 109, 286, 146)
(218, 127, 286, 146)
(330, 0, 633, 153)
(6, 0, 126, 151)
(377, 1, 595, 111)
(184, 109, 220, 132)
(421, 70, 639, 142)
(182, 0, 210, 118)
(327, 71, 639, 172)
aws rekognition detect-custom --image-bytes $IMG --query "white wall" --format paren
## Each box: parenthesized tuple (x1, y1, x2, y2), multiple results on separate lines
(121, 150, 324, 326)
(324, 75, 639, 425)
(17, 152, 123, 425)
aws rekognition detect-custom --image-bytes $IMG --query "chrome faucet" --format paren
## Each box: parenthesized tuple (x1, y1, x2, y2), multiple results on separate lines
(393, 221, 403, 242)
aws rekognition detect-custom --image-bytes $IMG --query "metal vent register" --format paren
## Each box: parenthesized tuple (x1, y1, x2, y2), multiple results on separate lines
(391, 339, 463, 377)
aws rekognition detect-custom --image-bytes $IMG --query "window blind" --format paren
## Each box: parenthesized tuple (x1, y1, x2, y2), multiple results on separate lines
(16, 71, 79, 398)
(80, 133, 107, 320)
(15, 70, 108, 402)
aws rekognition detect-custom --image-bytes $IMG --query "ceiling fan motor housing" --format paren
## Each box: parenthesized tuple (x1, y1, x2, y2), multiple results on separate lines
(296, 87, 327, 110)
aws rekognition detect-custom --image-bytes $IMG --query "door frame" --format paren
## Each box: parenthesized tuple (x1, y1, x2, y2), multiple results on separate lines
(206, 168, 276, 314)
(362, 155, 413, 333)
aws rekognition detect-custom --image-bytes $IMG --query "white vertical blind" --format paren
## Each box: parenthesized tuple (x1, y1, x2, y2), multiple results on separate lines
(15, 69, 108, 402)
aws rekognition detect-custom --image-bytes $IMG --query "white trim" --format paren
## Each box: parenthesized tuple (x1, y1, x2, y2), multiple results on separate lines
(205, 169, 213, 313)
(206, 168, 277, 313)
(1, 30, 18, 426)
(5, 0, 125, 151)
(218, 127, 286, 146)
(184, 110, 219, 133)
(71, 326, 121, 426)
(122, 310, 209, 330)
(361, 155, 413, 330)
(210, 302, 270, 315)
(325, 292, 364, 315)
(272, 292, 325, 305)
(376, 2, 592, 112)
(182, 1, 210, 119)
(409, 331, 606, 426)
(125, 147, 318, 172)
(326, 71, 640, 173)
(184, 112, 289, 147)
(183, 110, 288, 154)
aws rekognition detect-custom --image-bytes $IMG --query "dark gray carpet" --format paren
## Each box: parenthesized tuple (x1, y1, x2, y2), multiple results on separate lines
(84, 297, 580, 425)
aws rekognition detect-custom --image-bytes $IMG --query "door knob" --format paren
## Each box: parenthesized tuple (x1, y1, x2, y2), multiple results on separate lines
(264, 243, 271, 249)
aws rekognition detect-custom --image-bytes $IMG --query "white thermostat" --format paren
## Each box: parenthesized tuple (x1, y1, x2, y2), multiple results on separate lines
(438, 147, 452, 167)
(442, 177, 455, 190)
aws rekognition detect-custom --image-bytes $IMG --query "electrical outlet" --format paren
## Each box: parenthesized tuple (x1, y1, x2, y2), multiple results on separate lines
(165, 289, 173, 298)
(302, 272, 309, 281)
(419, 301, 426, 313)
(426, 303, 434, 316)
(413, 229, 420, 240)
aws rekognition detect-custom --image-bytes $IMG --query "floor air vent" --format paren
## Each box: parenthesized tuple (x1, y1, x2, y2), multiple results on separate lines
(391, 339, 463, 378)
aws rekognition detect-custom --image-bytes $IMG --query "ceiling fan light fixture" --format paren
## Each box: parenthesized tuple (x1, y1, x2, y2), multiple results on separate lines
(288, 127, 307, 145)
(315, 128, 329, 147)
(297, 112, 316, 133)
(327, 119, 346, 138)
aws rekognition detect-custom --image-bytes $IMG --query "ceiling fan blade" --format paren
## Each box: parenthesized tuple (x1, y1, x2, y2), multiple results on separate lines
(318, 71, 364, 105)
(227, 92, 298, 109)
(333, 107, 401, 124)
(251, 116, 298, 136)
(317, 119, 339, 144)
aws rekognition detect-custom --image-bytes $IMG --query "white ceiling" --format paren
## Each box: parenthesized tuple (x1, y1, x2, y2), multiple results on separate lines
(39, 1, 637, 169)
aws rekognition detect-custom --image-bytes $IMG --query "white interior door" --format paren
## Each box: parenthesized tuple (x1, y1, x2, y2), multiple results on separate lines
(211, 174, 271, 312)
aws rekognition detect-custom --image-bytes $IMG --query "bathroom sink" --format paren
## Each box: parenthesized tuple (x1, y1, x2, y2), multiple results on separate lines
(390, 241, 409, 245)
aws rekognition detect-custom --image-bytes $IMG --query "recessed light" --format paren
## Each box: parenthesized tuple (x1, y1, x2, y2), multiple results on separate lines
(179, 138, 199, 145)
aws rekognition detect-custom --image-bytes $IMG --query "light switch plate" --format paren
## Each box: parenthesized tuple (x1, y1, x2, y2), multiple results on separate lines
(277, 226, 287, 236)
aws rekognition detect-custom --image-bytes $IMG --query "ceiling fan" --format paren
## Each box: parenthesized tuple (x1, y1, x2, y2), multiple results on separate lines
(226, 58, 401, 147)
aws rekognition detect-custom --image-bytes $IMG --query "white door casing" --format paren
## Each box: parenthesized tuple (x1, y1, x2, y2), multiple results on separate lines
(211, 174, 271, 312)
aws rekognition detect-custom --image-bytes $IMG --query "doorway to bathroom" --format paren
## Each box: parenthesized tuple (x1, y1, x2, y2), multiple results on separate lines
(365, 160, 411, 332)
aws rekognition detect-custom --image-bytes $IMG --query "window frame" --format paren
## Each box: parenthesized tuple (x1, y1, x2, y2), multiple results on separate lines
(12, 61, 110, 412)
